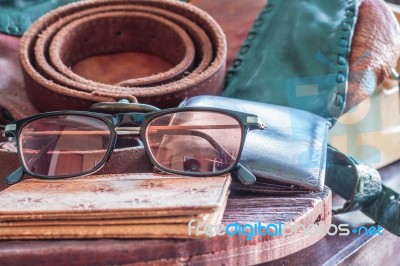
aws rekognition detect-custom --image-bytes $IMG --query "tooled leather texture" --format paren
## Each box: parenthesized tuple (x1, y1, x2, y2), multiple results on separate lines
(353, 164, 382, 205)
(0, 175, 230, 239)
(347, 0, 400, 111)
(20, 0, 227, 112)
(180, 95, 330, 192)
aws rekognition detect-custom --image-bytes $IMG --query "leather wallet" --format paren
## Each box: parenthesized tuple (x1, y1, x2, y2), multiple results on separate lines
(180, 96, 330, 192)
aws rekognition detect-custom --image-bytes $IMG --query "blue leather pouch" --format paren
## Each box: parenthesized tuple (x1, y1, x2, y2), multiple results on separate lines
(180, 95, 330, 192)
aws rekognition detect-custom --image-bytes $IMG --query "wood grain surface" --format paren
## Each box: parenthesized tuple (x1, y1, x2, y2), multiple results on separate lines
(262, 160, 400, 266)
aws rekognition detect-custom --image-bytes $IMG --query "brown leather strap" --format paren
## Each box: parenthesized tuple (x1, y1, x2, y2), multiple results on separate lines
(20, 0, 226, 112)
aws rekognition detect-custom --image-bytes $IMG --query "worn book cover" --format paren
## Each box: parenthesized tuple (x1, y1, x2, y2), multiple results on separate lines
(0, 174, 231, 239)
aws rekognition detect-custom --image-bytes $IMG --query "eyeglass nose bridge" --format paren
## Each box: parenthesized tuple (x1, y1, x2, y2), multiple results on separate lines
(114, 113, 146, 126)
(90, 101, 160, 114)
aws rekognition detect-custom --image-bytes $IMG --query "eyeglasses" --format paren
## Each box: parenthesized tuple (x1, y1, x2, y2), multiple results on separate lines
(3, 107, 265, 185)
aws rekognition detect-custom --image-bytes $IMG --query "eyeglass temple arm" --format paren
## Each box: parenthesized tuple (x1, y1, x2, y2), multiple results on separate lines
(4, 133, 60, 185)
(154, 128, 256, 185)
(5, 167, 24, 185)
(155, 128, 229, 157)
(234, 163, 257, 185)
(2, 124, 24, 184)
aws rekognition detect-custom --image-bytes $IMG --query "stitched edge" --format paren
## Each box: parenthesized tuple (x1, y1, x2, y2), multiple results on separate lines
(223, 0, 359, 122)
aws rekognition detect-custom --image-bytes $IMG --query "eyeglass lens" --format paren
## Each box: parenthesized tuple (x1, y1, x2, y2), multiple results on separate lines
(145, 111, 242, 174)
(19, 115, 112, 177)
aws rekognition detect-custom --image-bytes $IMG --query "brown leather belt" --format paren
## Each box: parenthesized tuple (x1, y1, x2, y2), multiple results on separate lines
(20, 0, 226, 112)
(0, 0, 227, 190)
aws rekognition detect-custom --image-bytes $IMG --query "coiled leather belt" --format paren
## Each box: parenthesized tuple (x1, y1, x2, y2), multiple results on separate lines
(0, 0, 227, 190)
(20, 0, 226, 112)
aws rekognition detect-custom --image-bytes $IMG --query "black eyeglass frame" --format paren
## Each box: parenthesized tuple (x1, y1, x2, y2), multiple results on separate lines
(4, 107, 265, 185)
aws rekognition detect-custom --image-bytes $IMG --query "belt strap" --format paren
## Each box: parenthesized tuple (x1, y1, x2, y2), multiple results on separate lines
(363, 185, 400, 236)
(20, 0, 226, 112)
(326, 145, 400, 236)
